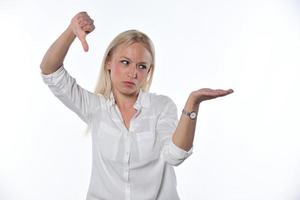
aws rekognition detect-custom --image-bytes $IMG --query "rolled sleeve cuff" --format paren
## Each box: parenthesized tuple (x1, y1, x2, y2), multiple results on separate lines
(170, 139, 193, 158)
(163, 139, 193, 166)
(41, 64, 65, 85)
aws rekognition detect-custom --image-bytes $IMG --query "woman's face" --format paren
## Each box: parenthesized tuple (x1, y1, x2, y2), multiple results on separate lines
(107, 42, 152, 97)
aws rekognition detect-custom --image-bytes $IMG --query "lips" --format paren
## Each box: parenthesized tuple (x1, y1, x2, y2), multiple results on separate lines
(123, 81, 135, 86)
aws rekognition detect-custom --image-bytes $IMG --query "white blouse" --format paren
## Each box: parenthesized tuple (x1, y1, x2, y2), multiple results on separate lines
(41, 65, 193, 200)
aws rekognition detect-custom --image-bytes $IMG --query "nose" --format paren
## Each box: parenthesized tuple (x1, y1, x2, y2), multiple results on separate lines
(127, 64, 137, 78)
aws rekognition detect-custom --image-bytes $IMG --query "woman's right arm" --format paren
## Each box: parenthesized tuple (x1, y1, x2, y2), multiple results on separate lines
(40, 12, 100, 124)
(40, 11, 94, 74)
(40, 26, 75, 74)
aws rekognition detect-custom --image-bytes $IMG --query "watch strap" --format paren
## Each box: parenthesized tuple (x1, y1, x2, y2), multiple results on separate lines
(182, 109, 197, 120)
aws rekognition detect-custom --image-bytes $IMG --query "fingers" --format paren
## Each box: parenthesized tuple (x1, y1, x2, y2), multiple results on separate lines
(81, 23, 95, 33)
(192, 88, 234, 103)
(212, 90, 233, 98)
(71, 11, 96, 52)
(77, 15, 95, 33)
(196, 88, 233, 97)
(214, 89, 234, 97)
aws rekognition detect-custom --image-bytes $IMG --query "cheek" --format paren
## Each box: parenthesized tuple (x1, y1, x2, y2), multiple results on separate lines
(138, 73, 148, 83)
(111, 63, 124, 79)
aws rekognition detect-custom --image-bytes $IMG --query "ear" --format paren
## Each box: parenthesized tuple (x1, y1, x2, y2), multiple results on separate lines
(106, 61, 112, 71)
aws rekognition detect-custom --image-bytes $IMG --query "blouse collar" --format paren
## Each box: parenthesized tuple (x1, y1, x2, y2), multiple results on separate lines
(108, 89, 150, 109)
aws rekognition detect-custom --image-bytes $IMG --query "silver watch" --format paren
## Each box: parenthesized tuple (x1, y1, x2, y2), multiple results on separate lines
(182, 109, 197, 120)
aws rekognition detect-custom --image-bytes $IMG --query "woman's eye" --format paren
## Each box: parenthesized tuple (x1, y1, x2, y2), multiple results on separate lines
(138, 65, 147, 70)
(121, 60, 129, 65)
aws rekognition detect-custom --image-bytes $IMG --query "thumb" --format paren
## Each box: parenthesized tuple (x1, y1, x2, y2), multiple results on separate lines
(79, 34, 89, 52)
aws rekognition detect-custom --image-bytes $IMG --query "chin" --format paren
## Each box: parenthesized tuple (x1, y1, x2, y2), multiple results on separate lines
(119, 87, 138, 96)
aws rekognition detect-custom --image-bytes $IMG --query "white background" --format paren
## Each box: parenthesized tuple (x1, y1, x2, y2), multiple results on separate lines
(1, 0, 300, 199)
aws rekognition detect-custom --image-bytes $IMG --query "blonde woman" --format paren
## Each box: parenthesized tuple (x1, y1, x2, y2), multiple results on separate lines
(40, 11, 233, 200)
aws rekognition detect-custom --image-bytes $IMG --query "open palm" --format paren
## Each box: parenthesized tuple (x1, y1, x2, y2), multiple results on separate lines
(191, 88, 234, 104)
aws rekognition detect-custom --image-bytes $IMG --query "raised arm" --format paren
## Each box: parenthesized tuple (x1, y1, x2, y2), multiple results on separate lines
(172, 88, 234, 151)
(40, 11, 95, 74)
(40, 12, 101, 124)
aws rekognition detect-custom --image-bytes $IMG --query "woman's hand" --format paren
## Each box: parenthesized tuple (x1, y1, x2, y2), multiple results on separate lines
(68, 11, 95, 52)
(189, 88, 234, 106)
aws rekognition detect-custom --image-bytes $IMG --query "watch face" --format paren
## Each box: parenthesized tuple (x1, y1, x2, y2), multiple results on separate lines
(190, 112, 197, 119)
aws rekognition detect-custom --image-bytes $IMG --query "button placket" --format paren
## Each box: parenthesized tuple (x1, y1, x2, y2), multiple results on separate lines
(125, 183, 130, 200)
(124, 136, 131, 163)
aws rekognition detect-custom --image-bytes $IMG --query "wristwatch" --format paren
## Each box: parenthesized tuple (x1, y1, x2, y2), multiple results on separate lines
(182, 109, 197, 120)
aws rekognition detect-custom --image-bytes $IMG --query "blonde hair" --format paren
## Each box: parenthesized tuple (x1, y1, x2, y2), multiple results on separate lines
(84, 29, 155, 136)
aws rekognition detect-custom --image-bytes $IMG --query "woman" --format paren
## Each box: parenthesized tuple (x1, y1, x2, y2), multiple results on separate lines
(40, 11, 233, 200)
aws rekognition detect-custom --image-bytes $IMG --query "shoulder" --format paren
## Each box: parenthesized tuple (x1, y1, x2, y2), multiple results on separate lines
(143, 92, 178, 119)
(145, 91, 177, 110)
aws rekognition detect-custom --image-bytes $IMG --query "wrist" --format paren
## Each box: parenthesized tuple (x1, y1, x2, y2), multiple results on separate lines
(182, 109, 197, 120)
(184, 97, 199, 113)
(187, 94, 200, 107)
(65, 24, 76, 39)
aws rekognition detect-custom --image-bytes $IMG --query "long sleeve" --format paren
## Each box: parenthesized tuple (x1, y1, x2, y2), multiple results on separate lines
(41, 64, 102, 124)
(157, 96, 193, 166)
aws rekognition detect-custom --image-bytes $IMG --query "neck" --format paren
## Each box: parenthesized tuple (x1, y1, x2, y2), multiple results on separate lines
(112, 89, 139, 110)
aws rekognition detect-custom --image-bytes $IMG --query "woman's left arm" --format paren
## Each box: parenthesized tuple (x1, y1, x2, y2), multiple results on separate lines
(172, 88, 234, 151)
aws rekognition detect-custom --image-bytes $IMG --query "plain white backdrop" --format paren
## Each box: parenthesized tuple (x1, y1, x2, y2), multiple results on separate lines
(0, 0, 300, 199)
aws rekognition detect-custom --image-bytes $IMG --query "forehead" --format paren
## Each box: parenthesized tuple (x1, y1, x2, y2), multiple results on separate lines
(113, 42, 152, 62)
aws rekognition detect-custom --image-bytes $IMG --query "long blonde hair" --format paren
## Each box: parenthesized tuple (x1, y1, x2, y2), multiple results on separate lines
(84, 30, 155, 135)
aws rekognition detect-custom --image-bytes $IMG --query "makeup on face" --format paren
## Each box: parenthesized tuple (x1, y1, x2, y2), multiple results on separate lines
(108, 43, 152, 94)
